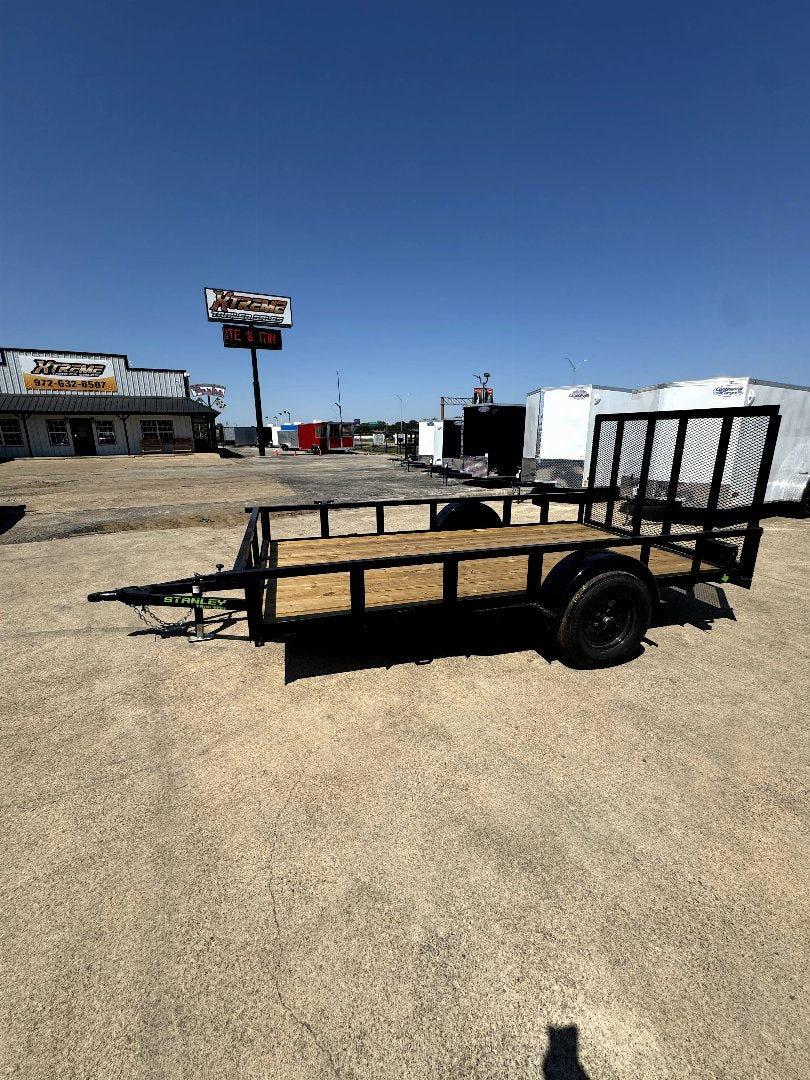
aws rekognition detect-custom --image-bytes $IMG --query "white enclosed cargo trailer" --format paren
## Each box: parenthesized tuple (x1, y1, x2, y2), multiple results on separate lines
(418, 420, 444, 464)
(523, 385, 635, 486)
(630, 377, 810, 510)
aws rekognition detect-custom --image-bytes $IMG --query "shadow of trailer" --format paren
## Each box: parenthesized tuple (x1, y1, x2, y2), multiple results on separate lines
(88, 405, 781, 669)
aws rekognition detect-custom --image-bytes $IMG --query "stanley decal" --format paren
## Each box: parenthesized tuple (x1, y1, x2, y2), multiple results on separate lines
(162, 595, 228, 608)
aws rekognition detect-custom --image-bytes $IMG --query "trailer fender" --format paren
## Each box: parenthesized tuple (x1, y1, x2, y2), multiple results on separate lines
(538, 550, 659, 620)
(435, 500, 502, 530)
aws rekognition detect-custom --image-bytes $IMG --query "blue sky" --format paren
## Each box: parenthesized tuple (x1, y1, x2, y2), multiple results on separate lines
(2, 1, 808, 424)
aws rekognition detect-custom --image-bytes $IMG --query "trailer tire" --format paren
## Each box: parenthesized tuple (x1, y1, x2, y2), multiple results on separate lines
(557, 570, 652, 668)
(435, 500, 502, 530)
(799, 480, 810, 518)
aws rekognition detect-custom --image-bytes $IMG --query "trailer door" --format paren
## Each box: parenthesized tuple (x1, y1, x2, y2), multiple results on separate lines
(745, 382, 810, 504)
(523, 390, 542, 463)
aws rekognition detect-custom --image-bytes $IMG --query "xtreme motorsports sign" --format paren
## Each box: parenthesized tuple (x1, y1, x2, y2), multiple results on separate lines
(204, 288, 293, 328)
(21, 354, 117, 393)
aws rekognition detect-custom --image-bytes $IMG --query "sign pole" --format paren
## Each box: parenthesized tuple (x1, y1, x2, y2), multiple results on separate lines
(204, 290, 290, 459)
(250, 344, 266, 456)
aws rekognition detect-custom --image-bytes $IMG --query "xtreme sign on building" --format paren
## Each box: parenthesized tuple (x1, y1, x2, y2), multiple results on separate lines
(0, 348, 219, 458)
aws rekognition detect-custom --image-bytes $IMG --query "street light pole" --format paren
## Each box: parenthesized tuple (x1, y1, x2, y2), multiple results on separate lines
(335, 370, 343, 426)
(566, 357, 587, 381)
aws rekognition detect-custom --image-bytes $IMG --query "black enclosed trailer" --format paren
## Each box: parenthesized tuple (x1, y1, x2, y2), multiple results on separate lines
(89, 405, 780, 668)
(438, 404, 526, 478)
(461, 403, 526, 476)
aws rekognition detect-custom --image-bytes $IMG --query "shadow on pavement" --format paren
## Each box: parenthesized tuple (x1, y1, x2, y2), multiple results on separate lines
(542, 1024, 591, 1079)
(283, 607, 556, 684)
(121, 582, 737, 679)
(654, 582, 736, 630)
(282, 585, 737, 683)
(127, 611, 249, 642)
(0, 504, 25, 535)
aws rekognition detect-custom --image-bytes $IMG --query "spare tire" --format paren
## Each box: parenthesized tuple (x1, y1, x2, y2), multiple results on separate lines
(435, 500, 502, 530)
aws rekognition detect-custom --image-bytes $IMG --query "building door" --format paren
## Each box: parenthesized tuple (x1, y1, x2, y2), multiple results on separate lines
(192, 419, 212, 452)
(69, 419, 97, 456)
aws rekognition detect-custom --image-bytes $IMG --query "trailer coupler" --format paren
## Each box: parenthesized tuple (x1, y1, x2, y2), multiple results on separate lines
(87, 588, 247, 611)
(88, 583, 250, 644)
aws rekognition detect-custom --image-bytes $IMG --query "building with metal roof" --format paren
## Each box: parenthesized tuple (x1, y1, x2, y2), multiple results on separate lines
(0, 348, 219, 458)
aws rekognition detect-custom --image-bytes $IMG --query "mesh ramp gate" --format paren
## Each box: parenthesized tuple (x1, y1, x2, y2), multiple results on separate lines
(584, 405, 780, 569)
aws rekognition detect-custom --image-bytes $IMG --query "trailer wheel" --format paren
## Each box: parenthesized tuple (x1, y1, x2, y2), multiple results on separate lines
(557, 570, 652, 668)
(799, 480, 810, 518)
(435, 500, 502, 530)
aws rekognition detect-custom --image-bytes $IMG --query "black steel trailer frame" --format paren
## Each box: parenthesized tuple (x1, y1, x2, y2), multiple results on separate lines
(88, 405, 781, 659)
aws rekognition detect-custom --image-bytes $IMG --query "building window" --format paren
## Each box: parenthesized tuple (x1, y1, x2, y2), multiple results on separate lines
(140, 419, 174, 440)
(95, 420, 117, 445)
(46, 420, 70, 446)
(0, 419, 24, 447)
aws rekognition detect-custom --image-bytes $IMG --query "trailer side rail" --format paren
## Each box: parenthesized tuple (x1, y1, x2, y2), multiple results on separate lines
(106, 522, 763, 644)
(240, 489, 618, 544)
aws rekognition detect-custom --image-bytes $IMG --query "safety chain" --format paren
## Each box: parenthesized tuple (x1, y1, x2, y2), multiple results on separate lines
(132, 566, 227, 637)
(134, 604, 194, 633)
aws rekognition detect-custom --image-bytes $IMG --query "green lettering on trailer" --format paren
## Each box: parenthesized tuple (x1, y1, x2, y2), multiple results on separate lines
(162, 595, 228, 608)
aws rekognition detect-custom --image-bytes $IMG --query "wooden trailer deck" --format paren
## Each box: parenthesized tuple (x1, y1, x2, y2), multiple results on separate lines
(263, 522, 710, 623)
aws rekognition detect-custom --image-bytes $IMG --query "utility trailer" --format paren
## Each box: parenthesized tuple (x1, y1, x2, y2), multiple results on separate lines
(88, 405, 780, 668)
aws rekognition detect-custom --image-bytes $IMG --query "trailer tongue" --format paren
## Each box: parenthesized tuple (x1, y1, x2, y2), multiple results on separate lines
(88, 405, 781, 667)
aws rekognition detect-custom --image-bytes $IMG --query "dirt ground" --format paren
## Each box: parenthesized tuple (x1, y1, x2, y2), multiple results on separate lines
(0, 451, 482, 543)
(0, 454, 808, 1079)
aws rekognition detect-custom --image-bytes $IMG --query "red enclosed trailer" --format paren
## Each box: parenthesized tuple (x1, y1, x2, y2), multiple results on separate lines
(297, 422, 354, 453)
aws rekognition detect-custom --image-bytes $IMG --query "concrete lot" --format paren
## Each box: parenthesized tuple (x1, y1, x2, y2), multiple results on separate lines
(0, 453, 808, 1079)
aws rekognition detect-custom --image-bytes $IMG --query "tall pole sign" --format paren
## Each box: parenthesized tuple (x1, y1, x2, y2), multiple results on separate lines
(204, 289, 292, 457)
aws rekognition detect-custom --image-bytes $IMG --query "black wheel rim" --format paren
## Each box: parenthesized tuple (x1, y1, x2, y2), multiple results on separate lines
(581, 588, 636, 650)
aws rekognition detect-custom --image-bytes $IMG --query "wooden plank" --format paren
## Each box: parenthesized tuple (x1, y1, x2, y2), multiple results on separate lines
(263, 523, 708, 623)
(272, 523, 604, 567)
